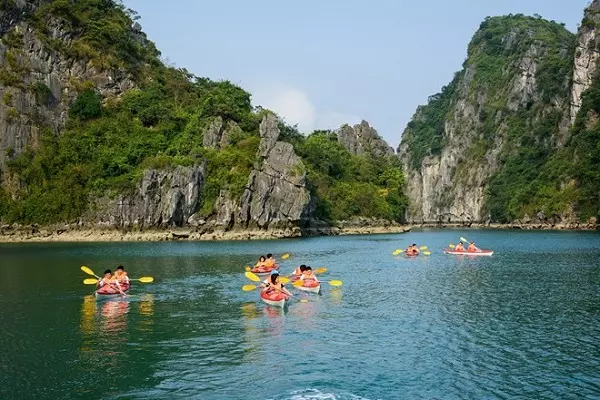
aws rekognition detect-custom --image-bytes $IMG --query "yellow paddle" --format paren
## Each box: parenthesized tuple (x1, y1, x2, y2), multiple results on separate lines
(460, 237, 469, 243)
(292, 279, 343, 287)
(422, 251, 431, 256)
(130, 277, 154, 283)
(449, 244, 455, 248)
(315, 267, 327, 274)
(281, 253, 290, 260)
(243, 284, 259, 291)
(83, 276, 153, 284)
(392, 249, 404, 255)
(81, 265, 127, 296)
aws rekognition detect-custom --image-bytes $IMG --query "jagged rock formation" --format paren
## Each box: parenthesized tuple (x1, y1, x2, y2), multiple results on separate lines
(337, 120, 394, 157)
(210, 114, 313, 233)
(0, 0, 139, 174)
(202, 116, 243, 150)
(397, 9, 598, 224)
(571, 1, 600, 123)
(90, 165, 205, 228)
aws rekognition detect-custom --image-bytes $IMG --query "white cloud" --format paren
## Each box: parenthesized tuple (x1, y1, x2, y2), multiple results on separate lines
(251, 84, 361, 134)
(252, 86, 316, 133)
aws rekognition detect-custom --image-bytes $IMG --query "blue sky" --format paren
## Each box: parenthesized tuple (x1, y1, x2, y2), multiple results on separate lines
(123, 0, 589, 147)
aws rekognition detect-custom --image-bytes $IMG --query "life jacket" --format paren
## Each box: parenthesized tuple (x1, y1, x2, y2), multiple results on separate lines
(468, 244, 477, 252)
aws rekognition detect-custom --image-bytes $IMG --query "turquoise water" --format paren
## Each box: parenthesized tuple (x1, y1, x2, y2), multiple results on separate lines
(1, 229, 599, 399)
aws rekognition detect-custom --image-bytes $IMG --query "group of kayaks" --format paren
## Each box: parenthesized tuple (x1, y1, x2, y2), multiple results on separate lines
(396, 237, 494, 257)
(245, 255, 341, 308)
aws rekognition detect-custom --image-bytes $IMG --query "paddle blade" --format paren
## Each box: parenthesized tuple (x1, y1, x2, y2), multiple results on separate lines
(292, 280, 304, 287)
(83, 278, 98, 285)
(460, 237, 468, 243)
(281, 253, 290, 260)
(448, 244, 455, 248)
(245, 271, 261, 282)
(242, 284, 257, 291)
(280, 277, 290, 284)
(392, 249, 404, 255)
(314, 267, 327, 274)
(328, 280, 343, 287)
(81, 266, 95, 276)
(423, 251, 431, 256)
(420, 246, 428, 250)
(137, 277, 154, 283)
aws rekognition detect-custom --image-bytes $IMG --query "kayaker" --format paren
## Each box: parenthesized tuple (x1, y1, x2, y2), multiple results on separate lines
(292, 264, 307, 276)
(97, 269, 113, 288)
(262, 270, 292, 298)
(407, 244, 419, 256)
(114, 265, 129, 284)
(455, 242, 465, 252)
(467, 241, 480, 252)
(255, 255, 267, 267)
(299, 266, 319, 283)
(264, 253, 277, 268)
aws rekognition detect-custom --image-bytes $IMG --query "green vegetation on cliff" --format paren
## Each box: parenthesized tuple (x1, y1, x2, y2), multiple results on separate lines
(0, 0, 408, 225)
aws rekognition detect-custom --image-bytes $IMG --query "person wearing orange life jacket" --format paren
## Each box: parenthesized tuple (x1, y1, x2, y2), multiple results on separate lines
(454, 242, 465, 252)
(264, 253, 277, 268)
(113, 265, 129, 284)
(467, 241, 480, 252)
(255, 255, 267, 268)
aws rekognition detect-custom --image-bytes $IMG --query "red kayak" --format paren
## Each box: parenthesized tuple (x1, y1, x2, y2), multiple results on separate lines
(291, 276, 321, 293)
(95, 282, 130, 298)
(251, 265, 278, 275)
(260, 290, 288, 308)
(444, 249, 494, 256)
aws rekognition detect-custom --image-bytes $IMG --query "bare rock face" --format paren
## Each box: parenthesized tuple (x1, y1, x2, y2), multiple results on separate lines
(237, 113, 312, 230)
(91, 165, 205, 228)
(336, 120, 394, 157)
(202, 117, 242, 150)
(570, 0, 600, 124)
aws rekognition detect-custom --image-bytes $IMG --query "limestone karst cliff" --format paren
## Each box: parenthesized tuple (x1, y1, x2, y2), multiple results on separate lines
(398, 3, 600, 226)
(0, 0, 407, 235)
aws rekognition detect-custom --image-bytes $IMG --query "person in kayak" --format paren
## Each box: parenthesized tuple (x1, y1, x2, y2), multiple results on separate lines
(255, 255, 267, 267)
(264, 253, 277, 268)
(406, 244, 419, 256)
(113, 265, 129, 284)
(467, 241, 480, 252)
(262, 270, 292, 298)
(299, 266, 319, 282)
(454, 242, 465, 252)
(97, 269, 114, 288)
(292, 264, 307, 276)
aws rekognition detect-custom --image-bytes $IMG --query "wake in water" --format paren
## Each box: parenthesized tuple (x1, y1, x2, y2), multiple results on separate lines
(271, 388, 375, 400)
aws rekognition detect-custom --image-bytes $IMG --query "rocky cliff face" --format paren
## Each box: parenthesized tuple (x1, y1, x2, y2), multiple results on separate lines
(571, 1, 600, 124)
(90, 165, 205, 228)
(398, 12, 587, 224)
(206, 114, 313, 234)
(0, 0, 138, 176)
(337, 120, 394, 157)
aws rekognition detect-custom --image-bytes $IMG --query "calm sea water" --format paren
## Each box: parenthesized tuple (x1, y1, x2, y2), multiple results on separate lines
(1, 229, 599, 400)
